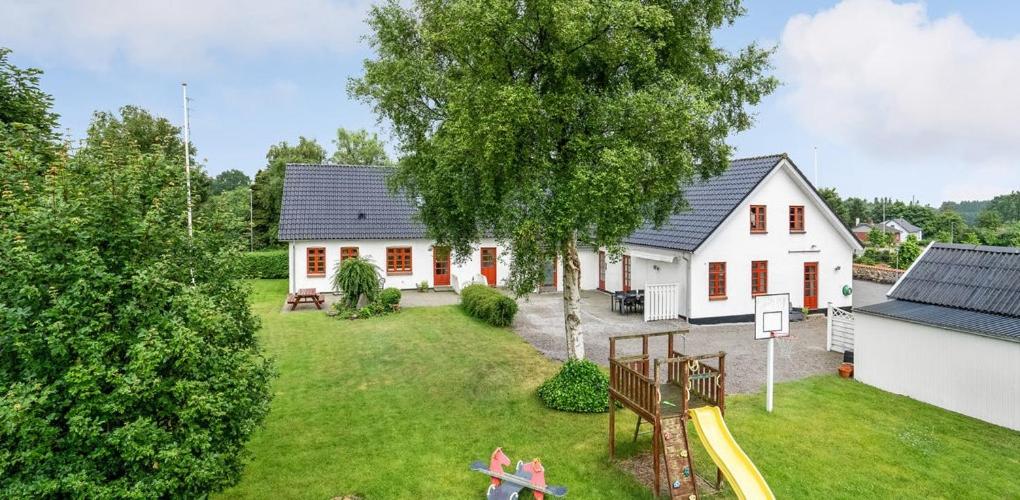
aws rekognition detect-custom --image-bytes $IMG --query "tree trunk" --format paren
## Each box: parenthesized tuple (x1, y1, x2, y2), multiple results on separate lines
(562, 232, 585, 360)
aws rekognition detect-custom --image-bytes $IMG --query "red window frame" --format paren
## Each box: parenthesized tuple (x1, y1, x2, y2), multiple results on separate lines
(709, 262, 726, 300)
(340, 246, 359, 262)
(751, 260, 768, 296)
(386, 247, 412, 275)
(306, 247, 326, 277)
(750, 205, 767, 233)
(789, 206, 805, 232)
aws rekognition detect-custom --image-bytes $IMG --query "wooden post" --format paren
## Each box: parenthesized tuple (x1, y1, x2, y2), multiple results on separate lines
(667, 332, 674, 357)
(717, 352, 726, 490)
(609, 395, 616, 459)
(641, 334, 649, 376)
(652, 419, 660, 498)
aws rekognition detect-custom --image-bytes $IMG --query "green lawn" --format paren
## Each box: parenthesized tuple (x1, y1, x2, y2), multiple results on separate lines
(219, 280, 1020, 499)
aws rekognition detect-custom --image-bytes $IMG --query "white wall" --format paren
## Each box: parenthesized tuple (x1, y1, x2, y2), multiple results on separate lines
(598, 245, 690, 318)
(690, 162, 857, 321)
(287, 238, 509, 293)
(856, 313, 1020, 431)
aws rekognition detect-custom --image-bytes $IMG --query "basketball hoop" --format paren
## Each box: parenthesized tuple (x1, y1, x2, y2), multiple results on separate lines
(754, 293, 790, 413)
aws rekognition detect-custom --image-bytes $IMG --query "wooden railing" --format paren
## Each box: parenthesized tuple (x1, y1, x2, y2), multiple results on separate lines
(609, 359, 658, 421)
(663, 351, 726, 416)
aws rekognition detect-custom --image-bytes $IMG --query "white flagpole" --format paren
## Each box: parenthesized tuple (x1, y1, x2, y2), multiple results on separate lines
(182, 83, 196, 285)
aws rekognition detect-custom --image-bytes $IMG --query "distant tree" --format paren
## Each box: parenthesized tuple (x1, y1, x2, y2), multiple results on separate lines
(0, 47, 58, 135)
(331, 127, 390, 165)
(250, 137, 326, 248)
(900, 204, 935, 234)
(867, 226, 891, 247)
(988, 191, 1020, 223)
(928, 209, 968, 243)
(1, 47, 60, 182)
(845, 197, 870, 225)
(206, 186, 253, 247)
(999, 221, 1020, 247)
(211, 168, 251, 195)
(86, 105, 212, 202)
(818, 188, 849, 226)
(1, 68, 272, 498)
(897, 235, 921, 269)
(976, 209, 1003, 230)
(352, 0, 777, 359)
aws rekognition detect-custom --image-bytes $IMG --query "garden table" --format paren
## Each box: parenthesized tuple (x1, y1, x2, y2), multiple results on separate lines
(288, 288, 325, 310)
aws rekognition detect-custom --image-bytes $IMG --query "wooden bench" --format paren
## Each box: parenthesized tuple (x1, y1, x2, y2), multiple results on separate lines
(287, 288, 325, 310)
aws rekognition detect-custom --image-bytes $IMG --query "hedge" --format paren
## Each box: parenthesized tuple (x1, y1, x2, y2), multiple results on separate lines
(239, 250, 288, 279)
(460, 284, 518, 327)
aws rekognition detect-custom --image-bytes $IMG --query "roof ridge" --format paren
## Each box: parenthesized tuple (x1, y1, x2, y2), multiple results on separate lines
(930, 242, 1020, 254)
(286, 163, 391, 169)
(730, 152, 787, 162)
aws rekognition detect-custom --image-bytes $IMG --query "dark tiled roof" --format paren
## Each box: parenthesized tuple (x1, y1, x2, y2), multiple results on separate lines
(857, 300, 1020, 343)
(889, 243, 1020, 317)
(278, 164, 425, 240)
(890, 218, 921, 233)
(624, 154, 785, 251)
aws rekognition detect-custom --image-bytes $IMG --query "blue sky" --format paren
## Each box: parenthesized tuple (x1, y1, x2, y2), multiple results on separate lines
(3, 0, 1018, 205)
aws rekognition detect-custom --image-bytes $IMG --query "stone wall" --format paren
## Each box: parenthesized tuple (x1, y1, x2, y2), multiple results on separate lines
(853, 263, 905, 284)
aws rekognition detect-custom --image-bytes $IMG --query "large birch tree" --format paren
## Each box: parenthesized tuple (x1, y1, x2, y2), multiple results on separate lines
(351, 0, 776, 359)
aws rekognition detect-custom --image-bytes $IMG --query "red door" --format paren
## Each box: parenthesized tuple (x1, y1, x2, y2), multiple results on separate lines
(622, 255, 632, 292)
(433, 247, 451, 286)
(480, 247, 497, 286)
(803, 262, 818, 309)
(598, 251, 606, 290)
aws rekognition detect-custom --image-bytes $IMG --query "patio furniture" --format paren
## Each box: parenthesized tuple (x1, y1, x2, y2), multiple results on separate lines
(611, 291, 627, 313)
(613, 290, 645, 315)
(287, 288, 325, 310)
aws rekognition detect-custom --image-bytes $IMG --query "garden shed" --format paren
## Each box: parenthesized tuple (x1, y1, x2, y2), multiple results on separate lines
(855, 243, 1020, 431)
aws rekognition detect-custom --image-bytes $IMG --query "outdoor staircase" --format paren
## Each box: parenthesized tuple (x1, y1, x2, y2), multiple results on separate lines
(659, 415, 698, 499)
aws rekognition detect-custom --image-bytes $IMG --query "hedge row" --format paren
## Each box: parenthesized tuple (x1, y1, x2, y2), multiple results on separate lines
(238, 250, 289, 279)
(460, 284, 518, 327)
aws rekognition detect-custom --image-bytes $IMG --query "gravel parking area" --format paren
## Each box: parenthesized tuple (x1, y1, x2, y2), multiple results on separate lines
(513, 291, 841, 394)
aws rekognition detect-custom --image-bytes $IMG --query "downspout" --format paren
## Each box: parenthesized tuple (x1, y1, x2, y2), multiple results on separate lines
(289, 242, 296, 293)
(681, 254, 693, 319)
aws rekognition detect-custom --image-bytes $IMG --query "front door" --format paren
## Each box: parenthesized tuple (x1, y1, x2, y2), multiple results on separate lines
(598, 251, 606, 290)
(803, 262, 818, 309)
(433, 246, 451, 286)
(622, 255, 632, 292)
(543, 257, 558, 288)
(480, 247, 497, 286)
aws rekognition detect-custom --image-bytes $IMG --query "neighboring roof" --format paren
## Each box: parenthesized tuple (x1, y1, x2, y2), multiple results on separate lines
(888, 218, 922, 233)
(624, 153, 861, 252)
(888, 243, 1020, 317)
(278, 164, 425, 241)
(857, 300, 1020, 343)
(853, 223, 875, 232)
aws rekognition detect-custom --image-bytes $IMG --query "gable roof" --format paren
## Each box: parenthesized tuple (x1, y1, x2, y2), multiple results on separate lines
(278, 164, 425, 241)
(888, 218, 921, 233)
(858, 243, 1020, 342)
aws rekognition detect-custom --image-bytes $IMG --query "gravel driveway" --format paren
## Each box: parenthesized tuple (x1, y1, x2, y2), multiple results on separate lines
(513, 291, 841, 394)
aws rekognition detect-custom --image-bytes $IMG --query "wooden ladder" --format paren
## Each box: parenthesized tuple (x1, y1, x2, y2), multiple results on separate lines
(659, 415, 698, 499)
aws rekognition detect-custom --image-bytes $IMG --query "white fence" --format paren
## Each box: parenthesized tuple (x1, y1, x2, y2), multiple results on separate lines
(826, 302, 854, 353)
(645, 283, 681, 322)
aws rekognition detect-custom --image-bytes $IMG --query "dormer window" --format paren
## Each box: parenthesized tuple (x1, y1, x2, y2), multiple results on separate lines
(750, 205, 767, 233)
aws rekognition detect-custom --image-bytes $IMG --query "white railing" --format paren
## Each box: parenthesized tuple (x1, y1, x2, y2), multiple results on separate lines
(644, 283, 681, 322)
(827, 302, 855, 353)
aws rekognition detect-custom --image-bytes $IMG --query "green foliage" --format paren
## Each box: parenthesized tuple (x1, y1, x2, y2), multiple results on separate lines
(379, 287, 402, 310)
(332, 257, 382, 308)
(898, 235, 922, 269)
(0, 101, 273, 496)
(0, 47, 58, 136)
(351, 0, 777, 297)
(212, 168, 251, 195)
(460, 284, 518, 327)
(867, 227, 891, 247)
(239, 250, 289, 279)
(818, 187, 849, 226)
(251, 137, 327, 248)
(537, 360, 610, 413)
(331, 127, 390, 165)
(417, 280, 429, 292)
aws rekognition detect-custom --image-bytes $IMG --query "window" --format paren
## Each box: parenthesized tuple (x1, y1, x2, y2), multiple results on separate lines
(340, 246, 359, 261)
(306, 247, 326, 277)
(386, 247, 412, 274)
(750, 205, 767, 233)
(708, 262, 726, 299)
(751, 260, 768, 296)
(789, 206, 805, 232)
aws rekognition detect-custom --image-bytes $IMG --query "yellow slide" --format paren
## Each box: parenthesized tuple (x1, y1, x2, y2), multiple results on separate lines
(688, 406, 775, 500)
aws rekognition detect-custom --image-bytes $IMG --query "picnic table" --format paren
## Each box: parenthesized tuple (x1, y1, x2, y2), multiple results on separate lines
(287, 288, 325, 310)
(611, 289, 644, 315)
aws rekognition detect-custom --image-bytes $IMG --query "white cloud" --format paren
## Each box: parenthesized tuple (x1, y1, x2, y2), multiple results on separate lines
(779, 0, 1020, 163)
(0, 0, 374, 71)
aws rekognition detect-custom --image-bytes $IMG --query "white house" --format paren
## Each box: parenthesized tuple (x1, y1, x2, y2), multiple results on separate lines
(279, 154, 862, 324)
(855, 243, 1020, 431)
(884, 218, 923, 241)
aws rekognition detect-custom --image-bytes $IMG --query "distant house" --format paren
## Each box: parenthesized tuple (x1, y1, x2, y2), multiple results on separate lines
(852, 218, 922, 244)
(855, 243, 1020, 431)
(279, 154, 863, 324)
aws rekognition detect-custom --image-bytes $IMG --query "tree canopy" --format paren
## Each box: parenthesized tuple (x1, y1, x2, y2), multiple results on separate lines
(211, 168, 252, 195)
(352, 0, 777, 358)
(331, 127, 390, 165)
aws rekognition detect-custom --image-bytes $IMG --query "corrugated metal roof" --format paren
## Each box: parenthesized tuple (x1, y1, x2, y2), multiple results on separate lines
(857, 300, 1020, 343)
(889, 243, 1020, 318)
(623, 154, 785, 251)
(278, 164, 425, 241)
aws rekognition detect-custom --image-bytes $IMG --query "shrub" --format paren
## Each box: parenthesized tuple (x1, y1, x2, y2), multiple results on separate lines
(379, 287, 402, 311)
(332, 257, 382, 308)
(460, 284, 518, 327)
(417, 280, 429, 292)
(537, 360, 610, 413)
(239, 250, 288, 279)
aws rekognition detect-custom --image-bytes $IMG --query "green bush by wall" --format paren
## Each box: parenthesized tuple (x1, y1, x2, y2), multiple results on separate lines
(459, 284, 518, 327)
(239, 250, 289, 279)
